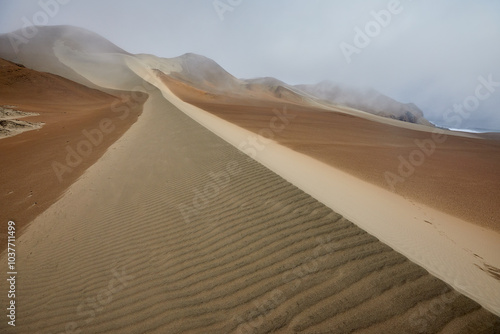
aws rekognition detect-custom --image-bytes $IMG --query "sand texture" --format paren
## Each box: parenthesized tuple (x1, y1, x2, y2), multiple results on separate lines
(0, 58, 145, 251)
(159, 74, 500, 232)
(1, 91, 498, 333)
(0, 26, 499, 332)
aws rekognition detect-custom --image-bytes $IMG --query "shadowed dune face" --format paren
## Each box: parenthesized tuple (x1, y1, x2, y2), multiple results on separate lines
(0, 24, 498, 331)
(160, 72, 500, 232)
(0, 25, 434, 127)
(0, 58, 146, 251)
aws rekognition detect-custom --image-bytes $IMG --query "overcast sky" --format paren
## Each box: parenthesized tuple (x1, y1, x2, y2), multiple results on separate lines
(1, 0, 500, 131)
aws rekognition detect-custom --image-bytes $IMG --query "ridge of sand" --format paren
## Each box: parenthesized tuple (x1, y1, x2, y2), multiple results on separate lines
(0, 58, 145, 252)
(117, 63, 500, 316)
(157, 73, 500, 232)
(1, 90, 498, 333)
(47, 49, 500, 315)
(1, 47, 498, 333)
(0, 105, 43, 138)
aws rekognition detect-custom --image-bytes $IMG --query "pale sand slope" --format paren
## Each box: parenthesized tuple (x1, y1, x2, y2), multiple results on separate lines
(0, 58, 145, 250)
(1, 43, 498, 331)
(0, 105, 43, 138)
(135, 65, 500, 316)
(1, 89, 499, 333)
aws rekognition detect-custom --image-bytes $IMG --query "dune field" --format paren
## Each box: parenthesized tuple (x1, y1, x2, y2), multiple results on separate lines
(0, 58, 145, 250)
(0, 89, 498, 333)
(150, 66, 500, 315)
(0, 26, 499, 333)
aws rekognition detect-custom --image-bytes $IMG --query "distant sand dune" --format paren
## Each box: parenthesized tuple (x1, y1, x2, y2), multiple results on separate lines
(159, 73, 500, 232)
(2, 92, 497, 333)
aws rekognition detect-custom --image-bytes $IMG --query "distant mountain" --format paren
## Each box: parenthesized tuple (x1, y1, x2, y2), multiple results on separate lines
(159, 54, 432, 127)
(295, 81, 433, 126)
(0, 57, 113, 102)
(167, 53, 244, 93)
(164, 56, 314, 104)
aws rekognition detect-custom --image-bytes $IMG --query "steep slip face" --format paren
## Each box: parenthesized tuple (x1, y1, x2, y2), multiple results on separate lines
(1, 91, 497, 333)
(0, 58, 146, 252)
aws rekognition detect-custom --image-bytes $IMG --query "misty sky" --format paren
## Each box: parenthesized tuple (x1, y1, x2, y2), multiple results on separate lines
(1, 0, 500, 131)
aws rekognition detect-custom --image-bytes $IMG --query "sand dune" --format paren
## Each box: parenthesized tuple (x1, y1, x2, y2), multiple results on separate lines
(0, 27, 439, 128)
(294, 81, 434, 126)
(0, 117, 43, 138)
(0, 57, 145, 252)
(150, 69, 500, 313)
(160, 73, 500, 232)
(0, 26, 499, 333)
(1, 91, 498, 333)
(0, 25, 129, 89)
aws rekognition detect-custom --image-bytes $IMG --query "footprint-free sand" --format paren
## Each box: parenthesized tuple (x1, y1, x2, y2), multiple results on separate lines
(1, 90, 498, 333)
(0, 31, 499, 332)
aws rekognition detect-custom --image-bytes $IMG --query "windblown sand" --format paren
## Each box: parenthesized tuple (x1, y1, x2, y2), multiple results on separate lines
(1, 91, 498, 333)
(0, 59, 145, 252)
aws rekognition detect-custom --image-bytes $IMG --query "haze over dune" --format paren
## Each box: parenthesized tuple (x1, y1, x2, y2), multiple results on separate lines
(0, 55, 145, 252)
(0, 24, 499, 333)
(0, 26, 436, 128)
(158, 51, 435, 127)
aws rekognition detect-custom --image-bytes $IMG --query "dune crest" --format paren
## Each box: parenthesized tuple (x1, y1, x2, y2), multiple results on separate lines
(0, 56, 145, 252)
(0, 25, 499, 333)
